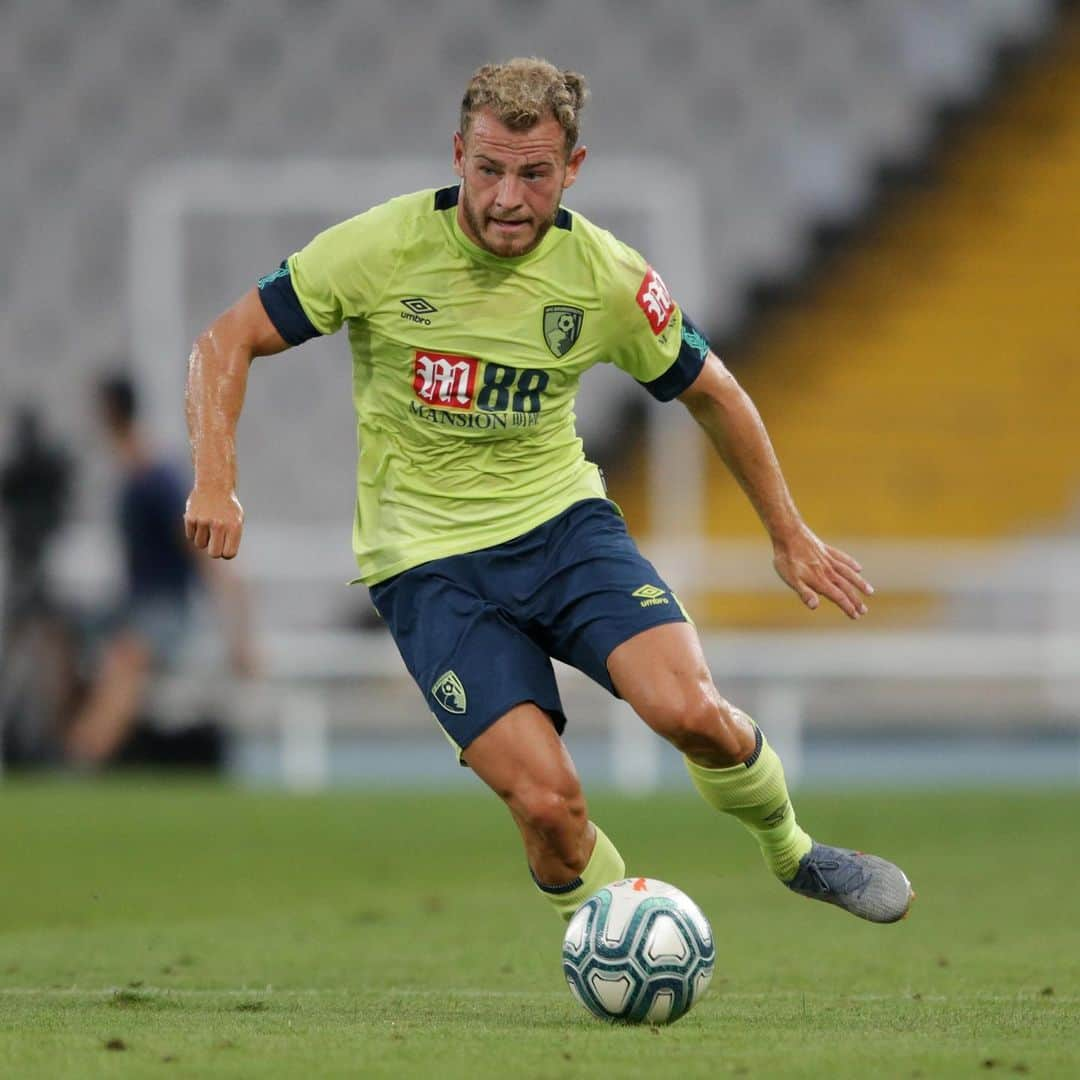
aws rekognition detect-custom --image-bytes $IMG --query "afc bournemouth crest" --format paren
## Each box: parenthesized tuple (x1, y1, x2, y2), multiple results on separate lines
(543, 304, 584, 358)
(432, 670, 467, 715)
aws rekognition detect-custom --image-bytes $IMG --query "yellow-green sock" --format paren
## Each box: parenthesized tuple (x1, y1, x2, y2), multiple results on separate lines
(531, 824, 625, 921)
(685, 722, 811, 882)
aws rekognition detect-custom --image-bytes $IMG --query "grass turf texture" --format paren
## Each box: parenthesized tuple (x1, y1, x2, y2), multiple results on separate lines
(1, 781, 1077, 1078)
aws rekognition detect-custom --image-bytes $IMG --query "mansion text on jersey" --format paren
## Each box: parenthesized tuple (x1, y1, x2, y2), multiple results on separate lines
(408, 401, 540, 428)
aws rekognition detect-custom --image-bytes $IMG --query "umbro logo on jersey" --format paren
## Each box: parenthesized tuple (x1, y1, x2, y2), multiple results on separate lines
(400, 297, 438, 325)
(632, 584, 670, 608)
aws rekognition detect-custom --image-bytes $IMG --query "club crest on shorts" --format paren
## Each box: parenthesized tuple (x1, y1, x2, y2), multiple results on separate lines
(432, 670, 467, 714)
(543, 304, 584, 357)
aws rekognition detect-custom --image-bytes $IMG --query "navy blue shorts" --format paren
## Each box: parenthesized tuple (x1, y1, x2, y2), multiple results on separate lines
(369, 499, 689, 757)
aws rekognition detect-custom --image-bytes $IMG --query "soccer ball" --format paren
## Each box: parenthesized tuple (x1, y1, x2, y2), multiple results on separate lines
(561, 877, 715, 1025)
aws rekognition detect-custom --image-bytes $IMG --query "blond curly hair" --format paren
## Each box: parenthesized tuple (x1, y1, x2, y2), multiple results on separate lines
(460, 57, 589, 156)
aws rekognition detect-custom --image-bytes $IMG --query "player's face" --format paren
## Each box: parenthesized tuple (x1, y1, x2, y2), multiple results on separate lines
(453, 109, 587, 258)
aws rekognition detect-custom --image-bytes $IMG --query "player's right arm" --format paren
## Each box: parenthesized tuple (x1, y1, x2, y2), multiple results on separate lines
(185, 197, 408, 558)
(184, 287, 290, 560)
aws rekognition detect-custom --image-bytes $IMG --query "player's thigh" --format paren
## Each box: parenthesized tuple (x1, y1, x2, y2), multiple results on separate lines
(370, 561, 567, 760)
(608, 622, 756, 763)
(536, 500, 689, 694)
(606, 620, 717, 732)
(464, 700, 586, 829)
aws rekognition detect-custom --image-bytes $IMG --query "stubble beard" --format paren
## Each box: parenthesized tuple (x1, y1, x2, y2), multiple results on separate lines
(460, 182, 558, 258)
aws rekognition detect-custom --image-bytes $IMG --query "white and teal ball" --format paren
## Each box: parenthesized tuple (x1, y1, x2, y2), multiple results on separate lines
(561, 877, 715, 1025)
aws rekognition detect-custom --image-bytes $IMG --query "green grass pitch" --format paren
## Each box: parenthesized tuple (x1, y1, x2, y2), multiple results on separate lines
(1, 779, 1078, 1078)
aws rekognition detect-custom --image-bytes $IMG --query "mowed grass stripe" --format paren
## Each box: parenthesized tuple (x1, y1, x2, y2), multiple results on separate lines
(1, 781, 1078, 1078)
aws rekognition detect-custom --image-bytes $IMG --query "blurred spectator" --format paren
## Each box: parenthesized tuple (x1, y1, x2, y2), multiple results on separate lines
(0, 407, 72, 619)
(64, 373, 254, 767)
(0, 408, 78, 764)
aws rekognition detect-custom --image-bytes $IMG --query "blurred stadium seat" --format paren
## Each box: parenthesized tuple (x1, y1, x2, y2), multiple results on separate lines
(0, 0, 1055, 453)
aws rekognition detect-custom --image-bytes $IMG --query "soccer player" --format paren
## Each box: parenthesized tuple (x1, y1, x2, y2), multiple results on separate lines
(184, 59, 912, 924)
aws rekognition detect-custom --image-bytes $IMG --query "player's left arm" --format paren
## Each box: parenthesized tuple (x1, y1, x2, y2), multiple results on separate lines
(678, 351, 873, 620)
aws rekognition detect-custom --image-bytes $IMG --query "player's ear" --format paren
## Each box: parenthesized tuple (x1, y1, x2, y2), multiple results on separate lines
(562, 144, 587, 190)
(452, 131, 466, 179)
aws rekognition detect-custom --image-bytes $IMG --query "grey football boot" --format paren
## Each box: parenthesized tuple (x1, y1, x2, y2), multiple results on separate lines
(786, 842, 914, 923)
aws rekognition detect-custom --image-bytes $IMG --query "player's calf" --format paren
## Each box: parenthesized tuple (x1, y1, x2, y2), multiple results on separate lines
(507, 781, 592, 880)
(685, 717, 914, 922)
(641, 686, 756, 768)
(496, 773, 625, 922)
(686, 718, 813, 882)
(531, 823, 626, 922)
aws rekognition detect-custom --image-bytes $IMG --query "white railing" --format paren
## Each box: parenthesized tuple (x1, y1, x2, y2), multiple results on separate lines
(226, 622, 1079, 792)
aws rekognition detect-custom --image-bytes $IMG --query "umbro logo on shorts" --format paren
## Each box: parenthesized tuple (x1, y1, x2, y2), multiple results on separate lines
(632, 584, 670, 608)
(432, 670, 467, 714)
(400, 297, 438, 325)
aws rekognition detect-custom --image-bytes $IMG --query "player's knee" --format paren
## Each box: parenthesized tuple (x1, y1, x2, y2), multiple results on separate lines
(651, 690, 746, 766)
(637, 683, 711, 742)
(513, 783, 588, 850)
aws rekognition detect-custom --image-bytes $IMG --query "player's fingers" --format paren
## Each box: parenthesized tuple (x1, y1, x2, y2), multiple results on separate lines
(802, 566, 857, 618)
(192, 521, 211, 549)
(207, 524, 226, 559)
(832, 558, 874, 597)
(221, 525, 242, 560)
(795, 581, 820, 611)
(184, 514, 196, 542)
(826, 545, 863, 573)
(821, 573, 865, 619)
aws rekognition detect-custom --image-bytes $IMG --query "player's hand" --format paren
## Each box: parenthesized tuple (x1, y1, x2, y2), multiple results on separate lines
(772, 525, 873, 620)
(184, 488, 244, 560)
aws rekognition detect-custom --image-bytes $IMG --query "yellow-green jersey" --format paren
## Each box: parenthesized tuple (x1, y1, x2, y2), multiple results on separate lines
(256, 186, 710, 585)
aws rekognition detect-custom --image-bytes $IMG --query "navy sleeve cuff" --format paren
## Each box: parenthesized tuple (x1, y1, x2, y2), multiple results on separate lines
(256, 261, 322, 347)
(639, 313, 710, 402)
